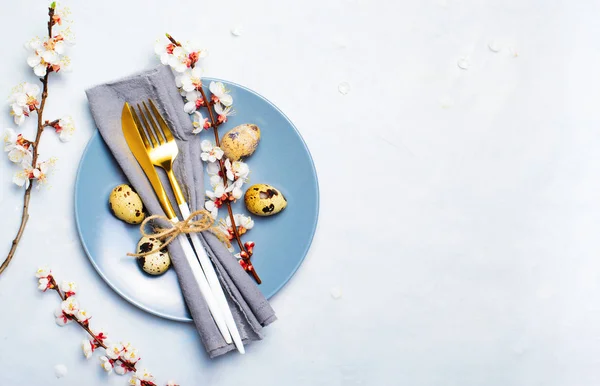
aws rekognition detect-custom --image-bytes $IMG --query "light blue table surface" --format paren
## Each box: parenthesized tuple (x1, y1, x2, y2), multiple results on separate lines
(3, 0, 600, 385)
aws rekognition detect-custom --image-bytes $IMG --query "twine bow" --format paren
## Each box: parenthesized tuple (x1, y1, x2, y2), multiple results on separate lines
(127, 210, 214, 257)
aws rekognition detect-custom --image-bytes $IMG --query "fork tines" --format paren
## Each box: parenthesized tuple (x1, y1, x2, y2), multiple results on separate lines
(130, 99, 175, 149)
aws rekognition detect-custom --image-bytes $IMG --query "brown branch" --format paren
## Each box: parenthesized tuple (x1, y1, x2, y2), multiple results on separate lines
(47, 6, 54, 36)
(44, 118, 60, 128)
(165, 33, 181, 47)
(0, 6, 55, 276)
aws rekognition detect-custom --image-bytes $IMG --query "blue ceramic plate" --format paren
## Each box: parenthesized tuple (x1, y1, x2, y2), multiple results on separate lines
(75, 78, 319, 322)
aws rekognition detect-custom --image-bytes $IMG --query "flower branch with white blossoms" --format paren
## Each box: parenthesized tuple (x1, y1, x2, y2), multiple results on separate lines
(0, 2, 76, 276)
(155, 34, 261, 284)
(36, 267, 179, 386)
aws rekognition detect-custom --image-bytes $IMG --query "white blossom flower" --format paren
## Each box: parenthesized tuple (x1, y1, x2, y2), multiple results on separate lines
(207, 180, 226, 201)
(8, 83, 40, 125)
(105, 343, 125, 360)
(35, 266, 51, 278)
(154, 41, 176, 65)
(169, 46, 190, 73)
(121, 342, 133, 352)
(167, 43, 206, 73)
(26, 38, 57, 76)
(183, 90, 205, 113)
(7, 144, 32, 165)
(209, 81, 233, 107)
(55, 115, 75, 142)
(205, 178, 243, 219)
(82, 340, 94, 359)
(210, 172, 224, 187)
(75, 309, 91, 323)
(38, 277, 51, 291)
(229, 179, 244, 200)
(4, 129, 32, 165)
(9, 82, 40, 109)
(206, 161, 220, 176)
(214, 103, 235, 124)
(32, 158, 57, 188)
(99, 356, 113, 373)
(60, 280, 77, 295)
(204, 200, 219, 219)
(200, 140, 224, 162)
(129, 369, 155, 386)
(61, 296, 79, 315)
(13, 164, 34, 188)
(10, 103, 26, 125)
(177, 66, 203, 92)
(26, 38, 48, 76)
(26, 34, 71, 76)
(227, 213, 254, 231)
(13, 159, 55, 188)
(54, 307, 71, 326)
(224, 159, 249, 182)
(121, 348, 140, 364)
(167, 381, 179, 386)
(192, 111, 210, 134)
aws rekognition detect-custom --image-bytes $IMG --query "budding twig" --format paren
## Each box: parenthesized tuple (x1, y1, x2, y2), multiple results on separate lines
(0, 7, 56, 276)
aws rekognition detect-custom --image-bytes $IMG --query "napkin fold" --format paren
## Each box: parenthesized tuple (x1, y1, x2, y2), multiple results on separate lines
(85, 65, 276, 358)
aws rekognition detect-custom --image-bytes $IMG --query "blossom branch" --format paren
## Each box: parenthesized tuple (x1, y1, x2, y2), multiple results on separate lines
(198, 87, 261, 284)
(36, 267, 178, 386)
(1, 7, 53, 276)
(159, 33, 261, 284)
(0, 2, 76, 276)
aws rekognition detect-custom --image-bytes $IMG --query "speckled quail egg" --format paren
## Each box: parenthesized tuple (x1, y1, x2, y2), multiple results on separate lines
(220, 123, 261, 161)
(109, 184, 145, 224)
(136, 236, 171, 276)
(244, 184, 287, 216)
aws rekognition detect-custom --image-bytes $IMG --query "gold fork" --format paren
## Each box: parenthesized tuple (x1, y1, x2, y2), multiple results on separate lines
(132, 100, 245, 354)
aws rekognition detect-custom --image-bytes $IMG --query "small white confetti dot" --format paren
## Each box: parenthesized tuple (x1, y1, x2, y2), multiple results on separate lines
(230, 26, 243, 37)
(511, 341, 529, 355)
(457, 57, 470, 70)
(439, 96, 454, 109)
(54, 364, 68, 379)
(333, 37, 349, 49)
(338, 82, 351, 95)
(487, 40, 501, 53)
(330, 286, 343, 299)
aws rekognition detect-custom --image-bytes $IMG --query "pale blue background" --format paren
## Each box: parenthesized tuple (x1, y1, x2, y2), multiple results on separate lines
(1, 0, 600, 385)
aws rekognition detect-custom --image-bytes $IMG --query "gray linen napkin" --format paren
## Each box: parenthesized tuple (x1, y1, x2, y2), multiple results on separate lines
(85, 65, 276, 358)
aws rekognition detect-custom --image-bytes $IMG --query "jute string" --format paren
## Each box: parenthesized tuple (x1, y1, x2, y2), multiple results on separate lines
(127, 209, 214, 257)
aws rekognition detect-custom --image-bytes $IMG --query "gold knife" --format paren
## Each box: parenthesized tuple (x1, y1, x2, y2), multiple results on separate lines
(121, 102, 233, 345)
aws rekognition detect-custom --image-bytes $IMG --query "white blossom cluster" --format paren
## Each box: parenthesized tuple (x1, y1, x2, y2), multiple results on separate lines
(3, 3, 76, 189)
(36, 267, 179, 386)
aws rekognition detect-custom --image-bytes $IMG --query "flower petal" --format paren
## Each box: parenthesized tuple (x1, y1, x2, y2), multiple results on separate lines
(219, 94, 233, 107)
